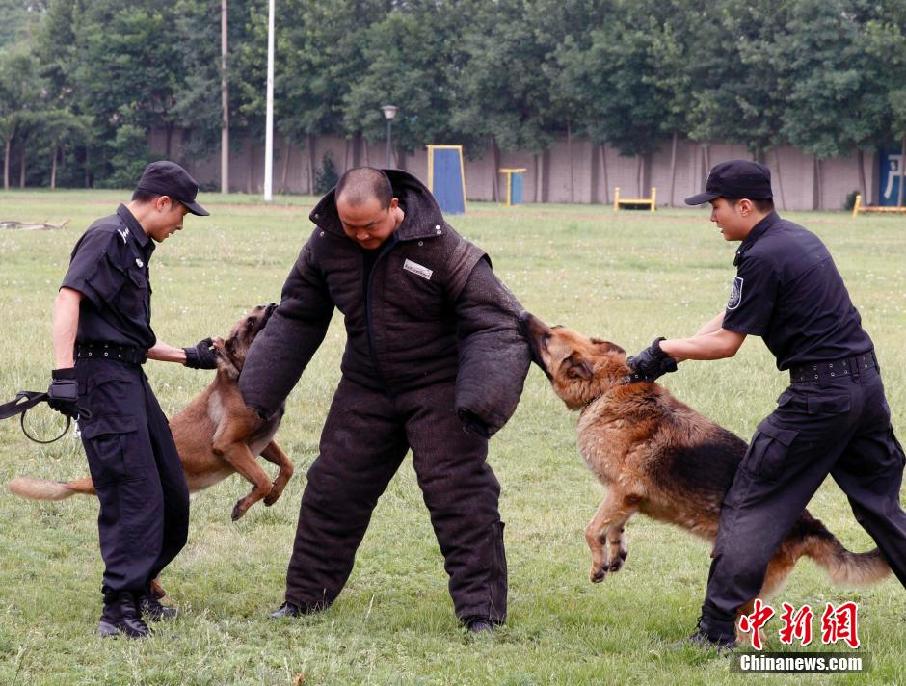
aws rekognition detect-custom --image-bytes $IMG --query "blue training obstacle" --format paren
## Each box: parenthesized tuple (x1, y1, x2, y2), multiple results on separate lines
(427, 145, 467, 215)
(498, 168, 527, 206)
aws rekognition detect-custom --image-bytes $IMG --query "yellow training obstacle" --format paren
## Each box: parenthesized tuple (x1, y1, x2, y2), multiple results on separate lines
(851, 194, 906, 218)
(613, 187, 656, 212)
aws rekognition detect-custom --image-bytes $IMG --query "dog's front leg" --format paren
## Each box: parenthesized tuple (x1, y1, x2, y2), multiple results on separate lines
(259, 439, 294, 506)
(585, 490, 637, 583)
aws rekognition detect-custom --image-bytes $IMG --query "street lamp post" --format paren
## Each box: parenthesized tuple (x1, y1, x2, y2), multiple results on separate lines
(381, 105, 398, 169)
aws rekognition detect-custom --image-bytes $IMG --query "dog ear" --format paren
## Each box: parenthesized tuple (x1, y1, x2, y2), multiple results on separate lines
(564, 354, 594, 381)
(591, 338, 625, 355)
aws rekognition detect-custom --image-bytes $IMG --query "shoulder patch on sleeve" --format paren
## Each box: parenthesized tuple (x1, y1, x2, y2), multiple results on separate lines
(727, 276, 743, 310)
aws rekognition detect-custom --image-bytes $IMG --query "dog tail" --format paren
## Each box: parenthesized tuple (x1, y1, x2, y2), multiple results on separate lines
(7, 476, 95, 501)
(799, 512, 891, 586)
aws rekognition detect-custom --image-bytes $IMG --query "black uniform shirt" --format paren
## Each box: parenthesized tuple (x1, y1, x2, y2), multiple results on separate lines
(722, 211, 872, 370)
(61, 204, 156, 350)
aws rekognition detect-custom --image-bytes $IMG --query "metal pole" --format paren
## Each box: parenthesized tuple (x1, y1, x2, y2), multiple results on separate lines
(263, 0, 275, 201)
(385, 119, 392, 168)
(220, 0, 229, 195)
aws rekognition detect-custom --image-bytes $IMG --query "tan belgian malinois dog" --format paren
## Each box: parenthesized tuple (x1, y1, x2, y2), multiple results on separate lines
(520, 311, 889, 628)
(9, 303, 293, 523)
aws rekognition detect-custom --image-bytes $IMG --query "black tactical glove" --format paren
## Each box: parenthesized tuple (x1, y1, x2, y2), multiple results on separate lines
(183, 337, 218, 370)
(458, 409, 491, 438)
(627, 337, 678, 383)
(47, 367, 79, 419)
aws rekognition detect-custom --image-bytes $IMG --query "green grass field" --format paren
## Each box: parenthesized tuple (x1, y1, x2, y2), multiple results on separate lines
(0, 190, 904, 685)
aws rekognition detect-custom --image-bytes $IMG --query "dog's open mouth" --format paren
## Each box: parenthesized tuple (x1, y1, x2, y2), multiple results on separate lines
(518, 311, 552, 376)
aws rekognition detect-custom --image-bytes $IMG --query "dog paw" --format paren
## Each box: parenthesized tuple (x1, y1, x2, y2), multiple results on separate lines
(231, 501, 247, 521)
(263, 484, 281, 507)
(590, 567, 607, 583)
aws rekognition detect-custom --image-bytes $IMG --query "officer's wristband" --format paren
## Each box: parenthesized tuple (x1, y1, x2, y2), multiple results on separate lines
(52, 367, 76, 381)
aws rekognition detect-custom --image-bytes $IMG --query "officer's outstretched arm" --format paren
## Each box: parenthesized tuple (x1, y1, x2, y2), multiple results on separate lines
(52, 287, 82, 369)
(695, 311, 726, 336)
(660, 328, 745, 362)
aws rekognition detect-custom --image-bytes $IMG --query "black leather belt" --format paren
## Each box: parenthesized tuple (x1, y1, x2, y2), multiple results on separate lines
(75, 343, 147, 365)
(789, 351, 876, 384)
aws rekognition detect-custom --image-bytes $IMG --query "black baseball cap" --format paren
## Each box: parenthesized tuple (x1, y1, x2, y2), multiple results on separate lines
(684, 160, 773, 205)
(135, 161, 209, 216)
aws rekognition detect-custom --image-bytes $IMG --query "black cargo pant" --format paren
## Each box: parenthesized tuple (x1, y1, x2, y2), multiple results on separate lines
(703, 362, 906, 623)
(75, 357, 190, 596)
(284, 377, 507, 623)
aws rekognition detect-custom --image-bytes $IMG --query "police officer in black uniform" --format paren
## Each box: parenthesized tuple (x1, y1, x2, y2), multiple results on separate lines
(47, 161, 218, 638)
(629, 160, 906, 648)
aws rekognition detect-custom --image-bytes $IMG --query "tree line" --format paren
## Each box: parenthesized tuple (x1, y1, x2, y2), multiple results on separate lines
(1, 0, 905, 202)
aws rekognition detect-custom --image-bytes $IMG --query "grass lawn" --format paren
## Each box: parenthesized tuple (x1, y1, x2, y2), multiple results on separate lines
(0, 189, 904, 685)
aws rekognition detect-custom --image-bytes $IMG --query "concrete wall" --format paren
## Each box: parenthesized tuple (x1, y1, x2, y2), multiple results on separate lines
(152, 129, 880, 210)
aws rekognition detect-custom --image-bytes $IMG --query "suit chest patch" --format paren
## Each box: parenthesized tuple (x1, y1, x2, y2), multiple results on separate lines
(403, 259, 433, 280)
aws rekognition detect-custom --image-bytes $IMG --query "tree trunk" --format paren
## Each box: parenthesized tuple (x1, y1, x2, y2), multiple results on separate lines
(701, 143, 711, 186)
(352, 132, 362, 168)
(280, 135, 290, 193)
(533, 153, 540, 202)
(343, 137, 351, 173)
(600, 144, 609, 204)
(19, 144, 26, 188)
(773, 148, 787, 211)
(221, 0, 229, 194)
(51, 146, 58, 190)
(541, 149, 550, 202)
(813, 156, 822, 210)
(247, 137, 256, 194)
(490, 136, 500, 202)
(898, 136, 905, 207)
(306, 133, 315, 195)
(857, 148, 867, 201)
(636, 154, 643, 196)
(567, 120, 574, 203)
(85, 146, 91, 188)
(669, 132, 678, 207)
(3, 138, 10, 190)
(165, 123, 174, 159)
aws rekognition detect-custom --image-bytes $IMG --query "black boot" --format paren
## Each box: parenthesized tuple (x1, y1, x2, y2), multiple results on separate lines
(465, 617, 497, 634)
(269, 599, 329, 618)
(270, 601, 304, 618)
(138, 592, 178, 621)
(685, 614, 736, 650)
(98, 592, 151, 639)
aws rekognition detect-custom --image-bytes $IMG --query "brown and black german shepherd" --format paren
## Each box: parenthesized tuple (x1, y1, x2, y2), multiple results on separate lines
(8, 304, 293, 524)
(520, 312, 889, 624)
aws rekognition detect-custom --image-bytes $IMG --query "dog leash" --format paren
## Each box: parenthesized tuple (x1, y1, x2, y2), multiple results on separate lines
(0, 390, 91, 444)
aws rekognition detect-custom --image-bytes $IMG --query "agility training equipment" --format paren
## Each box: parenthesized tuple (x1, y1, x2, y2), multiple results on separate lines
(498, 168, 527, 206)
(427, 145, 467, 215)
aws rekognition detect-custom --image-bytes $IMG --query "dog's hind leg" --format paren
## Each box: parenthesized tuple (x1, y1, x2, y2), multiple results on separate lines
(604, 523, 629, 573)
(585, 489, 637, 583)
(259, 440, 294, 506)
(212, 412, 274, 520)
(217, 441, 275, 520)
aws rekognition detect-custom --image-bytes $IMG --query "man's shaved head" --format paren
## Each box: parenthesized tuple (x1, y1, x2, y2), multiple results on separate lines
(335, 167, 393, 210)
